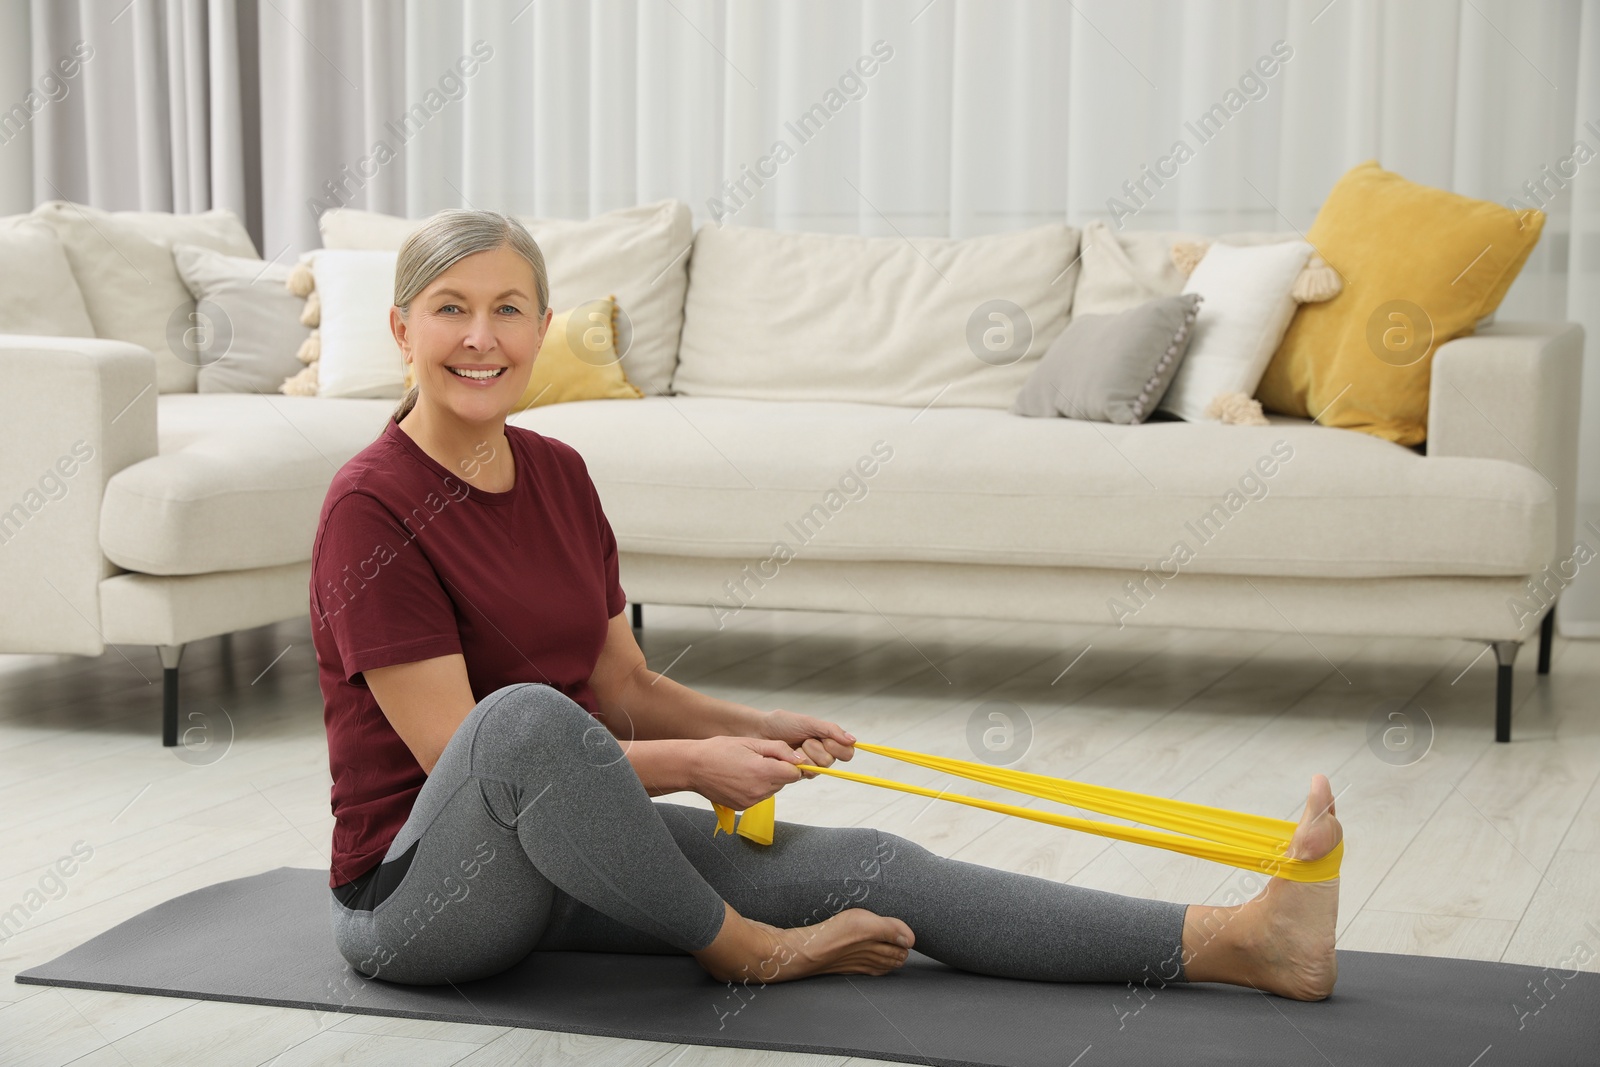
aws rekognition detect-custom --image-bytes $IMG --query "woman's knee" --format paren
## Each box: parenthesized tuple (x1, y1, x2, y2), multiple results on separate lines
(473, 683, 604, 755)
(869, 830, 927, 881)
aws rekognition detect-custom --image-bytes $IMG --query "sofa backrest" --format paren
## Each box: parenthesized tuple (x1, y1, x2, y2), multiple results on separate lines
(5, 195, 1329, 407)
(29, 201, 259, 394)
(671, 221, 1081, 410)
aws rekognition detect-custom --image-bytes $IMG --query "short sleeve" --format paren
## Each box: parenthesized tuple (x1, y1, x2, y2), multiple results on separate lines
(312, 492, 463, 686)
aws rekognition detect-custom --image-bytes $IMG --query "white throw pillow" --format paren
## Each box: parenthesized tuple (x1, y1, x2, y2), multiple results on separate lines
(317, 199, 691, 396)
(30, 200, 259, 393)
(672, 222, 1081, 410)
(311, 250, 404, 399)
(0, 216, 95, 338)
(1158, 240, 1313, 422)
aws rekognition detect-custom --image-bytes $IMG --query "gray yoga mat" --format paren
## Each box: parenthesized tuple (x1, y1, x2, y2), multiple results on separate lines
(16, 867, 1599, 1067)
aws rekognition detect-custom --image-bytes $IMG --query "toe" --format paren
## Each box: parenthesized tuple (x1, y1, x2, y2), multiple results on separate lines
(1307, 774, 1333, 820)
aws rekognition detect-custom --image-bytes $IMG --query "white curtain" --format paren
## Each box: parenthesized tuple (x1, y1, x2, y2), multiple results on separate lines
(4, 0, 1600, 632)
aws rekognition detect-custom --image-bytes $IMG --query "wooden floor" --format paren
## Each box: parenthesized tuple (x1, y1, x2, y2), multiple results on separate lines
(1, 603, 1596, 1066)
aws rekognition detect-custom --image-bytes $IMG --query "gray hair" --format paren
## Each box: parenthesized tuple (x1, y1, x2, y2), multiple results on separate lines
(389, 208, 550, 423)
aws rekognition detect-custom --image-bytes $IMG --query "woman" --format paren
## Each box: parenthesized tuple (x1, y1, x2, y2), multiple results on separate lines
(310, 208, 1343, 999)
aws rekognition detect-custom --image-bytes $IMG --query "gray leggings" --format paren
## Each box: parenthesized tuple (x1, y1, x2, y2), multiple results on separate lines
(329, 682, 1190, 987)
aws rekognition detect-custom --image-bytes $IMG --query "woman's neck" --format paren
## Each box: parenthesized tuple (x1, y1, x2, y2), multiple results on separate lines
(397, 403, 515, 494)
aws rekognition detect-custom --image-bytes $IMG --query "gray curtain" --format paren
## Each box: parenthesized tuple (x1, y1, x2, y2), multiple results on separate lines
(10, 0, 260, 244)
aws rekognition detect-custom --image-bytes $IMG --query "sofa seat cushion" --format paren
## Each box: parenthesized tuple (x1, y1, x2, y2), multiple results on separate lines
(514, 397, 1554, 580)
(105, 395, 1554, 581)
(102, 395, 395, 575)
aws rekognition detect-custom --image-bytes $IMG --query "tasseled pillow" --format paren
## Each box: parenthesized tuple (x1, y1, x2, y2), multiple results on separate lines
(1204, 391, 1270, 425)
(280, 253, 320, 395)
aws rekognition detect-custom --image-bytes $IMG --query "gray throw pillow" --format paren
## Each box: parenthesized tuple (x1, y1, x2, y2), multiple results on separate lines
(172, 243, 311, 394)
(1010, 293, 1203, 423)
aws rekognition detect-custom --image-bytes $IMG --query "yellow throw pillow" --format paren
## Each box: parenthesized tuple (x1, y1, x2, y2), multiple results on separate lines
(1254, 161, 1544, 445)
(403, 294, 643, 410)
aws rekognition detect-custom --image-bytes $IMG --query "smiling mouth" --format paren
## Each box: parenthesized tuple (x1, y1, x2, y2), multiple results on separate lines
(447, 367, 507, 380)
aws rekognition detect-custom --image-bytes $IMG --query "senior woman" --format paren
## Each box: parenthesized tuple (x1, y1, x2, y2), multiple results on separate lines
(309, 208, 1343, 999)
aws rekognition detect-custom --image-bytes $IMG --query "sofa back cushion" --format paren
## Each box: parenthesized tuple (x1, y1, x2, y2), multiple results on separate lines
(671, 222, 1080, 409)
(0, 215, 96, 338)
(1072, 219, 1298, 318)
(317, 199, 691, 398)
(32, 201, 259, 394)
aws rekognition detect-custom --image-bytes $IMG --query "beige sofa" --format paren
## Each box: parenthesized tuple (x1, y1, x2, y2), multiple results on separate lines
(0, 201, 1583, 746)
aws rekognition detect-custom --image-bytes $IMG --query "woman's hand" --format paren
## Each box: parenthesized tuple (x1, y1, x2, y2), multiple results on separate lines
(754, 709, 856, 780)
(691, 736, 808, 811)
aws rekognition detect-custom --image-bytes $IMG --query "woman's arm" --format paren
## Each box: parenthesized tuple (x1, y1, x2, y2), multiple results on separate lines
(363, 622, 835, 812)
(363, 650, 710, 794)
(587, 611, 768, 742)
(363, 653, 477, 775)
(588, 611, 857, 780)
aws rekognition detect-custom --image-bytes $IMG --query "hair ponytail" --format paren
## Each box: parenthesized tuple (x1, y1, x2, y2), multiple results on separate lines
(391, 383, 420, 424)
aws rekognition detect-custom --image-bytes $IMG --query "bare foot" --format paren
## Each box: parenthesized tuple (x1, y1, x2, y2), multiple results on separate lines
(1183, 774, 1342, 1000)
(694, 904, 915, 984)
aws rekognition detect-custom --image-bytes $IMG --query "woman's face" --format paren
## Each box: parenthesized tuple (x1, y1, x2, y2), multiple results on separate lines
(392, 243, 552, 426)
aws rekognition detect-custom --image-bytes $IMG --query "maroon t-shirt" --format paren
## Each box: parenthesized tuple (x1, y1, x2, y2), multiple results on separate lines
(310, 416, 626, 887)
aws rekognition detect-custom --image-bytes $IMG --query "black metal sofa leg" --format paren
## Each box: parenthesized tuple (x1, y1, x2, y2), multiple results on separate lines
(632, 602, 643, 630)
(158, 643, 184, 747)
(1493, 640, 1519, 743)
(1538, 606, 1555, 675)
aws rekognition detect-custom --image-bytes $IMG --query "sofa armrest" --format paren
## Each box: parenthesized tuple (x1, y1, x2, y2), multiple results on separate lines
(1428, 322, 1585, 569)
(0, 336, 158, 655)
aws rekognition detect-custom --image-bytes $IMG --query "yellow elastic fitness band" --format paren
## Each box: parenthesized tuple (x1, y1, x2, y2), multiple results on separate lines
(711, 741, 1341, 883)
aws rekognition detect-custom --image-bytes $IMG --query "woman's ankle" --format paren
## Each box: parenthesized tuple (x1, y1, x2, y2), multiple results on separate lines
(692, 903, 767, 983)
(1179, 901, 1256, 986)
